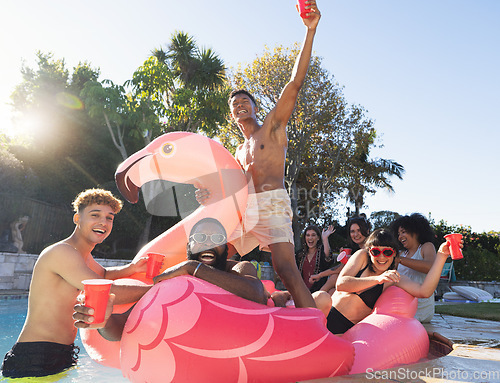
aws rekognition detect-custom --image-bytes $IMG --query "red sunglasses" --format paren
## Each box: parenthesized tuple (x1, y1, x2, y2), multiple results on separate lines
(369, 247, 396, 258)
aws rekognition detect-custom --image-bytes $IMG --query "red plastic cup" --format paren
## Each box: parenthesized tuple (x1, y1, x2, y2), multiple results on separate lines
(82, 279, 113, 324)
(444, 233, 463, 260)
(337, 252, 348, 264)
(146, 253, 164, 279)
(342, 248, 352, 256)
(296, 0, 310, 18)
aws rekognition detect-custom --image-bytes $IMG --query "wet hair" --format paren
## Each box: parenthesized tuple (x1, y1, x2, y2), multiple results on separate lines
(228, 89, 257, 107)
(300, 224, 322, 248)
(72, 188, 123, 214)
(347, 216, 371, 246)
(390, 213, 435, 245)
(364, 229, 399, 272)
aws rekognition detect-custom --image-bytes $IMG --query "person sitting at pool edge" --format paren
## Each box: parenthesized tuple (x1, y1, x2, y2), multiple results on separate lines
(1, 189, 152, 379)
(313, 228, 461, 335)
(73, 217, 270, 341)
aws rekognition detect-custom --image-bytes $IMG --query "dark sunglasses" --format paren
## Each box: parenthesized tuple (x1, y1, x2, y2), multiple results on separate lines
(369, 247, 396, 258)
(189, 233, 226, 245)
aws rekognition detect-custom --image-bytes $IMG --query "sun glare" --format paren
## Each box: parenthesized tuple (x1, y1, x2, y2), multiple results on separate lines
(56, 92, 84, 110)
(1, 92, 84, 141)
(0, 106, 18, 138)
(0, 110, 46, 140)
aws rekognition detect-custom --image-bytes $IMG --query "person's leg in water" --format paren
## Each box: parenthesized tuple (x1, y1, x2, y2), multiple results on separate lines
(269, 242, 316, 308)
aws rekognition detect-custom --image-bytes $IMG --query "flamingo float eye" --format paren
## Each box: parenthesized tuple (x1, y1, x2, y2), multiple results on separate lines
(160, 142, 176, 158)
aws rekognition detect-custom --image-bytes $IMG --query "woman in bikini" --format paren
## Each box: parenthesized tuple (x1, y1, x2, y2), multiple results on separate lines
(313, 228, 458, 334)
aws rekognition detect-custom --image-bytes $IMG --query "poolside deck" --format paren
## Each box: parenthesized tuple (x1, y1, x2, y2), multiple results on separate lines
(301, 312, 500, 382)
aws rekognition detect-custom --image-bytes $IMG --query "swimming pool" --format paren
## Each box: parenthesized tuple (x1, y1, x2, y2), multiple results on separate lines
(0, 297, 128, 382)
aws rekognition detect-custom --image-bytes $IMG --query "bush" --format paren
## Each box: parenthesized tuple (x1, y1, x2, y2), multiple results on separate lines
(432, 219, 500, 281)
(453, 248, 500, 282)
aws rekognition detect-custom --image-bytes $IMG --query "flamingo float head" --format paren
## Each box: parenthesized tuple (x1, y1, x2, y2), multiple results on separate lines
(115, 132, 245, 205)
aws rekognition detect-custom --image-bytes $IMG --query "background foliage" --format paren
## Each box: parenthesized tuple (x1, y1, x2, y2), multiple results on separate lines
(2, 36, 498, 282)
(431, 220, 500, 282)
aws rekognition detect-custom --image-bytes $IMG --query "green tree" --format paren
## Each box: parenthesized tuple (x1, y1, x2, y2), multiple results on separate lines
(81, 79, 139, 160)
(0, 134, 39, 197)
(82, 31, 229, 163)
(341, 127, 405, 217)
(370, 210, 401, 230)
(81, 32, 229, 250)
(151, 31, 229, 136)
(8, 52, 118, 205)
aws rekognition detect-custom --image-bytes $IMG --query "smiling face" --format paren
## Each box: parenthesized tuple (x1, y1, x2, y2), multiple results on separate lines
(397, 227, 419, 250)
(305, 229, 320, 249)
(187, 220, 228, 271)
(74, 203, 115, 244)
(349, 223, 367, 246)
(230, 93, 257, 124)
(368, 246, 396, 273)
(364, 228, 399, 273)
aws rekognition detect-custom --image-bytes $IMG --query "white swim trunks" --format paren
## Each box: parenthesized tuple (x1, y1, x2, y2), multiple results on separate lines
(229, 189, 294, 256)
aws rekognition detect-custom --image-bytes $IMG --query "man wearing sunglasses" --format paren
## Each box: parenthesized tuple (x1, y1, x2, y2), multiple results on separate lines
(73, 218, 268, 340)
(152, 217, 268, 305)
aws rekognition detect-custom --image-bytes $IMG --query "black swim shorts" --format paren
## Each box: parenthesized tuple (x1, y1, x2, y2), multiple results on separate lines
(1, 341, 79, 378)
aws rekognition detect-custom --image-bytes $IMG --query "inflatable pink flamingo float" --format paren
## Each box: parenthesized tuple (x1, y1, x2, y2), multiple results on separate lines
(80, 132, 429, 382)
(115, 131, 249, 269)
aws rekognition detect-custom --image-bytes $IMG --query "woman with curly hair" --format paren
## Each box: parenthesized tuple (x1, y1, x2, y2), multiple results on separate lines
(391, 213, 437, 323)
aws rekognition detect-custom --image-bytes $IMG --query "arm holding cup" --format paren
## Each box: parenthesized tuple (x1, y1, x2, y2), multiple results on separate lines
(444, 233, 464, 260)
(396, 239, 463, 298)
(73, 293, 115, 329)
(73, 294, 132, 341)
(102, 256, 149, 280)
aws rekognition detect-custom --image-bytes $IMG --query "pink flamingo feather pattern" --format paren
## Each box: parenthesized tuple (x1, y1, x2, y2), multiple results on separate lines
(120, 276, 354, 383)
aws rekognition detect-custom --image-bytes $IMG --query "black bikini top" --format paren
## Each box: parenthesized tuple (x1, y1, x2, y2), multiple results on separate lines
(354, 265, 384, 309)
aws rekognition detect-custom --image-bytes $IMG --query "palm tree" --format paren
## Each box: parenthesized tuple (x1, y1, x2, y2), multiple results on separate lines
(149, 31, 227, 133)
(344, 133, 405, 216)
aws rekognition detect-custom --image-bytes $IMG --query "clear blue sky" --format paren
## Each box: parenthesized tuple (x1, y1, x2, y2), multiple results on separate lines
(1, 0, 499, 233)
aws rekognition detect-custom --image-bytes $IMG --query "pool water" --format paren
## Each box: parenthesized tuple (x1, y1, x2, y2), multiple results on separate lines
(0, 298, 128, 382)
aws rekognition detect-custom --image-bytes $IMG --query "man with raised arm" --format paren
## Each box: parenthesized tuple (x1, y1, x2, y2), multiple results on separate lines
(198, 0, 321, 308)
(1, 189, 152, 378)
